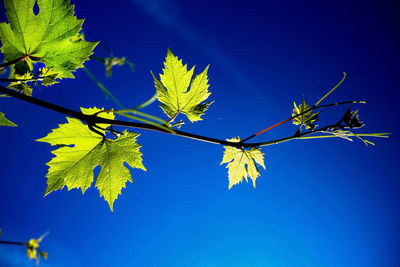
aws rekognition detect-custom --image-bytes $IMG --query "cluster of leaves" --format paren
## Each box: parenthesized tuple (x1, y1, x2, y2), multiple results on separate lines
(0, 0, 98, 95)
(92, 54, 135, 77)
(0, 0, 390, 215)
(0, 229, 48, 265)
(26, 235, 48, 265)
(0, 0, 391, 266)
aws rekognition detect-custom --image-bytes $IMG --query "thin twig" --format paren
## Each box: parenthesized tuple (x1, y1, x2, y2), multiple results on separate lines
(0, 240, 28, 246)
(83, 68, 125, 109)
(240, 100, 366, 143)
(0, 77, 43, 83)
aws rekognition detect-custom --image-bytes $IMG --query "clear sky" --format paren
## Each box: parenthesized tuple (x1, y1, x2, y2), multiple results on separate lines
(0, 0, 399, 266)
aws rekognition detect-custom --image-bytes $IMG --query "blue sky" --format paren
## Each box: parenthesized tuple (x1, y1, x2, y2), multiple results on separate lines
(0, 0, 399, 266)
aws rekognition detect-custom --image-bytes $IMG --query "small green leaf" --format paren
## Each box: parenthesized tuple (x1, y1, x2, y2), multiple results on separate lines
(39, 251, 48, 260)
(26, 238, 40, 260)
(152, 48, 212, 123)
(292, 95, 320, 130)
(104, 56, 126, 77)
(37, 107, 146, 211)
(38, 67, 59, 87)
(341, 108, 364, 129)
(220, 137, 266, 189)
(26, 231, 49, 264)
(8, 72, 34, 95)
(0, 111, 17, 126)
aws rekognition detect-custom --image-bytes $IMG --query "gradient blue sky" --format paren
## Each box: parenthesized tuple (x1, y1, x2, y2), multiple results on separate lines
(0, 0, 399, 266)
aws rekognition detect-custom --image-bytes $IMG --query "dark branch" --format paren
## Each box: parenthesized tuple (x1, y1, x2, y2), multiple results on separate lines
(0, 86, 379, 149)
(0, 240, 28, 246)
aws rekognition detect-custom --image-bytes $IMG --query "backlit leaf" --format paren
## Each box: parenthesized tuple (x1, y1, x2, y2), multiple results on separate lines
(36, 107, 146, 211)
(152, 48, 212, 122)
(0, 0, 98, 82)
(221, 137, 266, 189)
(26, 238, 39, 260)
(292, 95, 319, 130)
(0, 111, 17, 126)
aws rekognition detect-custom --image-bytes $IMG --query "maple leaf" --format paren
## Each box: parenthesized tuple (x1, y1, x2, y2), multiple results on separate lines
(292, 95, 320, 130)
(0, 111, 17, 126)
(152, 48, 213, 122)
(36, 107, 146, 211)
(220, 137, 266, 189)
(0, 0, 98, 80)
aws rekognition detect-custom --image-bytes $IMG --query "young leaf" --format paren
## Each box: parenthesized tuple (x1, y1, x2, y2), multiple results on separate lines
(152, 48, 212, 122)
(26, 238, 40, 260)
(36, 107, 146, 211)
(7, 72, 35, 95)
(26, 231, 49, 264)
(37, 67, 59, 87)
(0, 0, 98, 80)
(0, 111, 17, 126)
(340, 108, 364, 129)
(221, 137, 266, 189)
(292, 95, 320, 130)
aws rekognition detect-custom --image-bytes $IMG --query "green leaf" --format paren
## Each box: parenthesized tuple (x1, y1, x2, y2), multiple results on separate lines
(0, 111, 17, 126)
(6, 60, 35, 95)
(36, 107, 146, 211)
(37, 67, 59, 86)
(292, 95, 320, 130)
(26, 231, 49, 264)
(220, 137, 266, 189)
(152, 48, 213, 122)
(26, 238, 40, 260)
(104, 56, 127, 77)
(0, 0, 98, 80)
(8, 71, 35, 95)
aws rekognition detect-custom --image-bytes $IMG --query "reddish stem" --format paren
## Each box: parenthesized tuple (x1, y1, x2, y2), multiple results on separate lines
(0, 55, 29, 70)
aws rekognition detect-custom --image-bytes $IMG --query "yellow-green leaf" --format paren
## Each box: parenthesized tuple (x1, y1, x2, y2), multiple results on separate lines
(36, 107, 146, 211)
(26, 231, 49, 263)
(0, 0, 98, 80)
(0, 111, 17, 126)
(26, 239, 39, 260)
(292, 95, 320, 130)
(221, 137, 266, 189)
(38, 67, 59, 86)
(152, 48, 212, 122)
(8, 72, 34, 95)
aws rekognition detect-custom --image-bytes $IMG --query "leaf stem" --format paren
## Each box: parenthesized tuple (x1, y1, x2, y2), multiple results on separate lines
(0, 55, 29, 70)
(314, 72, 347, 106)
(240, 72, 348, 143)
(166, 112, 179, 125)
(83, 68, 125, 109)
(240, 100, 365, 143)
